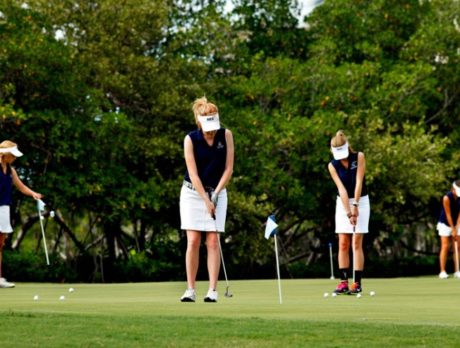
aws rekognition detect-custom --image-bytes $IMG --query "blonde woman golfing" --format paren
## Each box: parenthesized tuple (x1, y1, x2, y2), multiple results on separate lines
(328, 130, 370, 295)
(0, 141, 42, 288)
(180, 97, 234, 303)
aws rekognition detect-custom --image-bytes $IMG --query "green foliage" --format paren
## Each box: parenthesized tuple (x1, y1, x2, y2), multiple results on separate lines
(1, 0, 459, 281)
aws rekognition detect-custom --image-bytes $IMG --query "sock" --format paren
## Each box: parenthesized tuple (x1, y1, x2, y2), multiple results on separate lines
(354, 270, 363, 284)
(339, 268, 348, 282)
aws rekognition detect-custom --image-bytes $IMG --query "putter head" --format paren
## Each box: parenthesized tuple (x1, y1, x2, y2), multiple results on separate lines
(224, 286, 233, 297)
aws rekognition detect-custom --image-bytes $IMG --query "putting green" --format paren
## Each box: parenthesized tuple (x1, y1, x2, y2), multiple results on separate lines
(0, 278, 458, 347)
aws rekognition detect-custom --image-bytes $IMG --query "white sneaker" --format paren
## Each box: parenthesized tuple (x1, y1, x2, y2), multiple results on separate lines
(204, 289, 218, 303)
(454, 271, 460, 279)
(0, 277, 15, 288)
(439, 271, 449, 279)
(180, 288, 196, 302)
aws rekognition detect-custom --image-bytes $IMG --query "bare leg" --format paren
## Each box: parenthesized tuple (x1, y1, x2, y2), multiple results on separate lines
(206, 232, 220, 290)
(440, 236, 450, 273)
(185, 230, 201, 289)
(353, 233, 364, 270)
(338, 233, 351, 269)
(0, 233, 6, 278)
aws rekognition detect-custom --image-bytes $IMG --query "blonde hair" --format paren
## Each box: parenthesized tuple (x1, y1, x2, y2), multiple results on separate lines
(331, 130, 347, 148)
(192, 96, 218, 128)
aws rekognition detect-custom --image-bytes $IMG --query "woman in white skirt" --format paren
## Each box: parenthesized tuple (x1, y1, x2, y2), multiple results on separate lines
(328, 130, 369, 295)
(180, 97, 234, 303)
(0, 140, 43, 288)
(436, 181, 460, 279)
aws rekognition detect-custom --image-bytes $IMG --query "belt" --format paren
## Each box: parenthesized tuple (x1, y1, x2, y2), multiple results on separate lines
(183, 180, 215, 193)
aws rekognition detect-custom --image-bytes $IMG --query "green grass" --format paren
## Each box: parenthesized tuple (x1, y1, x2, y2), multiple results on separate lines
(0, 278, 459, 347)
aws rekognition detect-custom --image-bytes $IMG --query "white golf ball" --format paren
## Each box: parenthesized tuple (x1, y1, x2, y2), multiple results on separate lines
(50, 211, 55, 218)
(40, 216, 45, 220)
(370, 291, 376, 296)
(33, 295, 39, 301)
(68, 287, 75, 293)
(332, 293, 337, 298)
(323, 292, 329, 298)
(59, 295, 65, 301)
(356, 293, 362, 298)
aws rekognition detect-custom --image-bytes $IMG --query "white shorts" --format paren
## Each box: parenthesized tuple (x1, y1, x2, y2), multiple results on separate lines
(437, 222, 460, 237)
(335, 195, 370, 234)
(0, 206, 13, 233)
(180, 185, 227, 232)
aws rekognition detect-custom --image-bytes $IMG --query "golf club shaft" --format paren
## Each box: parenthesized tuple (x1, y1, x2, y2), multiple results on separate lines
(352, 225, 355, 283)
(455, 240, 459, 273)
(217, 234, 230, 288)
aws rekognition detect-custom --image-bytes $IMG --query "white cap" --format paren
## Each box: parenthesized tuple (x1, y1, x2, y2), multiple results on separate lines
(198, 114, 220, 132)
(453, 181, 460, 196)
(331, 142, 349, 160)
(0, 146, 23, 157)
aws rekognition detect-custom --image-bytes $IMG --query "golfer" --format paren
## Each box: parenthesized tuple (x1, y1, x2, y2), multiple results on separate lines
(0, 140, 42, 288)
(180, 97, 234, 303)
(436, 181, 460, 279)
(328, 130, 369, 294)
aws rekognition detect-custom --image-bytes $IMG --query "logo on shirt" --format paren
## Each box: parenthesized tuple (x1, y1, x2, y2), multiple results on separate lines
(217, 141, 225, 149)
(350, 161, 357, 170)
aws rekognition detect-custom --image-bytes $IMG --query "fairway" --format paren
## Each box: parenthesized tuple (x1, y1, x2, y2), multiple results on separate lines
(0, 278, 459, 347)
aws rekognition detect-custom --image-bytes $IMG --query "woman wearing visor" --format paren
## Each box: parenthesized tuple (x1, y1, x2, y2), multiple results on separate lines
(180, 97, 234, 303)
(328, 130, 369, 294)
(436, 181, 460, 279)
(0, 140, 42, 288)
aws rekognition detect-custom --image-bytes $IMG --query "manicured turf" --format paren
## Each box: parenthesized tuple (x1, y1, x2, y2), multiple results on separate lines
(0, 278, 459, 347)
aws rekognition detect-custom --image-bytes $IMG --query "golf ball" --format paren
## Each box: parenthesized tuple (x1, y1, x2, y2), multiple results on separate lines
(59, 295, 65, 301)
(356, 293, 362, 298)
(68, 287, 75, 293)
(33, 295, 39, 301)
(370, 291, 376, 296)
(50, 211, 55, 218)
(332, 293, 337, 298)
(323, 292, 329, 298)
(40, 216, 45, 220)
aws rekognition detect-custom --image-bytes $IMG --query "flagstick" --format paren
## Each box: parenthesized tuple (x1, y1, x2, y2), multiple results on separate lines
(274, 235, 283, 304)
(329, 242, 335, 280)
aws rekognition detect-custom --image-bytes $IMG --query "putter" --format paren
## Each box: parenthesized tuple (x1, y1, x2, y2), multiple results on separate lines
(455, 239, 459, 276)
(352, 225, 356, 284)
(213, 213, 233, 297)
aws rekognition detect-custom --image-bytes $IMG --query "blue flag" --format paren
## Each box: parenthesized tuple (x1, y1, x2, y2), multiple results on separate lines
(264, 214, 278, 239)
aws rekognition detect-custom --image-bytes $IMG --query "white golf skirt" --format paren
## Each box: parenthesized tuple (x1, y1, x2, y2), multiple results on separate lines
(0, 206, 13, 233)
(437, 222, 460, 237)
(335, 195, 370, 234)
(180, 185, 227, 232)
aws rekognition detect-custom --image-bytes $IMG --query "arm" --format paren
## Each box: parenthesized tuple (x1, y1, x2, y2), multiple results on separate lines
(214, 129, 234, 194)
(443, 195, 456, 238)
(351, 152, 366, 218)
(184, 135, 215, 216)
(11, 167, 42, 200)
(328, 162, 353, 222)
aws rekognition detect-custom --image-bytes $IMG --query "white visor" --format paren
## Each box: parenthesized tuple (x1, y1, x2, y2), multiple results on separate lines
(331, 142, 349, 160)
(453, 182, 460, 196)
(198, 114, 220, 132)
(0, 146, 23, 157)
